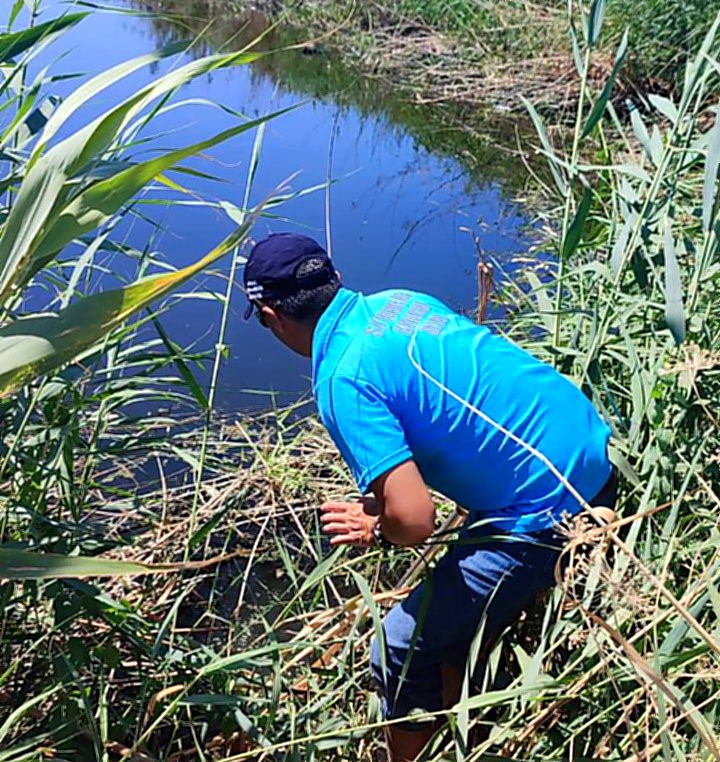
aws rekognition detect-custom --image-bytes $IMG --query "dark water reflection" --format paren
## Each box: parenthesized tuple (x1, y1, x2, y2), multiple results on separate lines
(32, 0, 532, 411)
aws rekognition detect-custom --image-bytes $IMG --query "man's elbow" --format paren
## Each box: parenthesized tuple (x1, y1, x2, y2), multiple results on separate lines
(373, 461, 436, 547)
(382, 506, 435, 546)
(392, 519, 435, 547)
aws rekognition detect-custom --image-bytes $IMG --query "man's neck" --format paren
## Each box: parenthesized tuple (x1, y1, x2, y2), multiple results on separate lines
(296, 315, 320, 358)
(303, 286, 345, 358)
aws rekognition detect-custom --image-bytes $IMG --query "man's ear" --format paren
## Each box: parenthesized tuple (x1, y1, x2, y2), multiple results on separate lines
(261, 304, 283, 331)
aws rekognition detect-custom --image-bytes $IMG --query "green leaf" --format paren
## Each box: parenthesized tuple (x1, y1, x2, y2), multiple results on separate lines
(0, 220, 253, 396)
(199, 641, 310, 675)
(663, 217, 686, 345)
(648, 94, 679, 124)
(610, 210, 638, 275)
(451, 681, 554, 712)
(0, 12, 87, 63)
(152, 586, 192, 658)
(8, 0, 25, 29)
(0, 117, 140, 308)
(0, 547, 167, 579)
(350, 569, 389, 696)
(649, 124, 664, 165)
(0, 686, 58, 741)
(30, 108, 292, 270)
(0, 736, 50, 762)
(569, 23, 584, 76)
(681, 11, 720, 112)
(151, 316, 209, 409)
(702, 112, 720, 234)
(561, 186, 593, 260)
(631, 107, 655, 164)
(521, 97, 567, 195)
(581, 29, 628, 139)
(0, 48, 266, 306)
(525, 271, 554, 334)
(37, 40, 189, 148)
(187, 501, 234, 550)
(31, 47, 262, 166)
(586, 0, 607, 47)
(0, 83, 39, 149)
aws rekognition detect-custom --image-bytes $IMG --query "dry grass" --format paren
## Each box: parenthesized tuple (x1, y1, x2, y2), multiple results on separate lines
(224, 0, 643, 115)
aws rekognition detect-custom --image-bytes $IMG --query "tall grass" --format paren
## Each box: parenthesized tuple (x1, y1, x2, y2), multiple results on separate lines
(0, 0, 287, 562)
(0, 4, 290, 758)
(606, 0, 719, 92)
(2, 1, 720, 761)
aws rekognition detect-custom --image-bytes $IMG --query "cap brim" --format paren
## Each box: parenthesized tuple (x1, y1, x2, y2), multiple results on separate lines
(243, 301, 254, 321)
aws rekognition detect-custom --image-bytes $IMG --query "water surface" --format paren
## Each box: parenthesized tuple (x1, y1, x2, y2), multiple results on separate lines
(31, 1, 531, 410)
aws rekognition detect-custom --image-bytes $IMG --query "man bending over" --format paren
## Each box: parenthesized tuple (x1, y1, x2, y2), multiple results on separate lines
(243, 232, 616, 761)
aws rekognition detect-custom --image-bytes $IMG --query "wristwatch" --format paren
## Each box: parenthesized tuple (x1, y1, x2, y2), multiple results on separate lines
(372, 520, 396, 550)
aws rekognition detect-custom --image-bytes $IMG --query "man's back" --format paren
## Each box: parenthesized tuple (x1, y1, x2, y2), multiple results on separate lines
(312, 287, 611, 532)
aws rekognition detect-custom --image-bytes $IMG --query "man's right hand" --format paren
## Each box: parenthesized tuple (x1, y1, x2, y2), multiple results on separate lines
(320, 497, 379, 548)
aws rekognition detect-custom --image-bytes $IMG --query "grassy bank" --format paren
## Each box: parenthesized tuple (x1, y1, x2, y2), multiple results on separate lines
(2, 2, 720, 761)
(227, 0, 569, 112)
(223, 0, 719, 112)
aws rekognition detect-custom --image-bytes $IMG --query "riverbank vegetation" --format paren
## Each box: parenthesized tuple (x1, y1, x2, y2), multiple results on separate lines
(225, 0, 719, 112)
(2, 1, 720, 761)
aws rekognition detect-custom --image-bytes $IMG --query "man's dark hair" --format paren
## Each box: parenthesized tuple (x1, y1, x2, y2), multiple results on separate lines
(265, 257, 340, 323)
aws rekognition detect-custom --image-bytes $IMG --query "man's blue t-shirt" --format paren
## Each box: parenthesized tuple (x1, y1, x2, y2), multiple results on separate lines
(312, 287, 612, 533)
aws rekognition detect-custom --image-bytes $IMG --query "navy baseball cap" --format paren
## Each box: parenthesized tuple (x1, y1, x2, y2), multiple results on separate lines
(243, 233, 334, 319)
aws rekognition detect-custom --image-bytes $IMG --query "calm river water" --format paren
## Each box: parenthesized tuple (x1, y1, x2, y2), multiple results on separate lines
(34, 1, 531, 411)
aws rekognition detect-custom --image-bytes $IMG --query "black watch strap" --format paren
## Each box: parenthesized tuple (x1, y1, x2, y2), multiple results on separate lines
(372, 520, 396, 550)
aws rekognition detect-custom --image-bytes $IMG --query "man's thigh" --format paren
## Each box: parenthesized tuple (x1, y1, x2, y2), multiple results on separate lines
(372, 530, 562, 718)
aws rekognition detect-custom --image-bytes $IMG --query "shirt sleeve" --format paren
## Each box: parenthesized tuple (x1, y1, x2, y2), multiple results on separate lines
(318, 374, 412, 494)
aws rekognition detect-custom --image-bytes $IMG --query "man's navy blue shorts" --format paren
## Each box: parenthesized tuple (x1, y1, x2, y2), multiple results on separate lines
(370, 473, 617, 727)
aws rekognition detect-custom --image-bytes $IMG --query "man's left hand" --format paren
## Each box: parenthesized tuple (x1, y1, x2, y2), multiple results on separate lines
(320, 497, 379, 548)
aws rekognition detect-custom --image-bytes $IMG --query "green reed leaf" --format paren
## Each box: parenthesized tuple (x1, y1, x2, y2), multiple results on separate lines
(521, 97, 567, 195)
(702, 112, 720, 233)
(0, 220, 253, 396)
(663, 217, 686, 345)
(0, 47, 266, 308)
(587, 0, 607, 47)
(581, 29, 628, 139)
(30, 108, 292, 269)
(561, 186, 593, 260)
(0, 12, 87, 63)
(611, 210, 638, 275)
(0, 547, 163, 579)
(37, 40, 189, 149)
(630, 107, 655, 164)
(151, 316, 209, 410)
(648, 94, 679, 124)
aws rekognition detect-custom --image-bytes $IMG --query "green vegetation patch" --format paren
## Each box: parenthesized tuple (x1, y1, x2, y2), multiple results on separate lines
(606, 0, 719, 90)
(234, 0, 719, 106)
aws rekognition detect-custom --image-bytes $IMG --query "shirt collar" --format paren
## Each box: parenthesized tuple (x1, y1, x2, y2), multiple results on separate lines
(311, 287, 358, 386)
